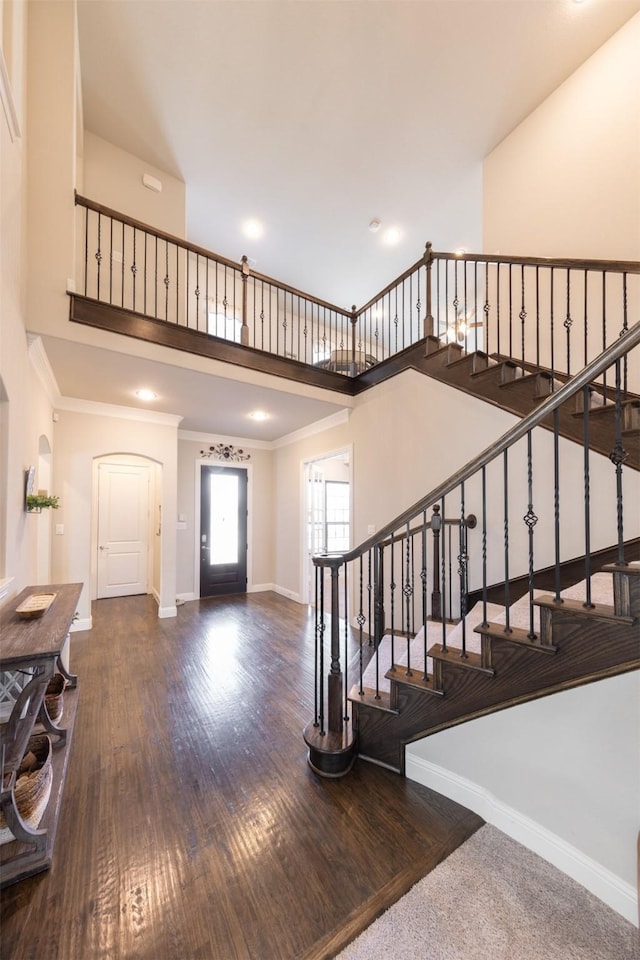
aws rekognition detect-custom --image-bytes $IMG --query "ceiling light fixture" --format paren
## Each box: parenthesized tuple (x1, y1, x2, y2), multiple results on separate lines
(242, 219, 264, 240)
(369, 218, 381, 233)
(135, 388, 157, 401)
(249, 410, 269, 421)
(382, 227, 401, 246)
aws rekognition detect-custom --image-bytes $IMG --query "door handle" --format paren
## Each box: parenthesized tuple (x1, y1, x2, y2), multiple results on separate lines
(99, 545, 108, 551)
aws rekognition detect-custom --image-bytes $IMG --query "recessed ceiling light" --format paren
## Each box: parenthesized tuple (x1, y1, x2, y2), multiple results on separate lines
(369, 218, 382, 233)
(249, 410, 269, 421)
(454, 248, 467, 257)
(382, 227, 402, 246)
(135, 388, 157, 401)
(242, 219, 264, 240)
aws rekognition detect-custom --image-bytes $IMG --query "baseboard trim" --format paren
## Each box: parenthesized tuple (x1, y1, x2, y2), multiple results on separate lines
(157, 604, 177, 619)
(248, 583, 275, 594)
(405, 754, 638, 926)
(274, 585, 302, 604)
(176, 592, 196, 603)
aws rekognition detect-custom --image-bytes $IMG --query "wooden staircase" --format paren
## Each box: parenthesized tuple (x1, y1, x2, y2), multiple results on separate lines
(415, 337, 640, 470)
(350, 563, 640, 772)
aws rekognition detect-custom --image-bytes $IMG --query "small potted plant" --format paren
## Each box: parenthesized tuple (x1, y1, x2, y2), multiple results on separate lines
(26, 493, 60, 514)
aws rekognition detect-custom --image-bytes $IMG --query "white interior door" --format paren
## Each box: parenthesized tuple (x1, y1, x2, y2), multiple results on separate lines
(97, 463, 150, 598)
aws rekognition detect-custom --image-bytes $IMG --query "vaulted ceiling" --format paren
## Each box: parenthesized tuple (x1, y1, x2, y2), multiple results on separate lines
(63, 0, 640, 440)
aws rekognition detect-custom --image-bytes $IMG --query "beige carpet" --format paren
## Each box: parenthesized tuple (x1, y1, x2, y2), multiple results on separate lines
(336, 825, 638, 959)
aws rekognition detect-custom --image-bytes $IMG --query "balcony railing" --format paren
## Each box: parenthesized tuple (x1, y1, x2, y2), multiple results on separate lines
(74, 193, 640, 390)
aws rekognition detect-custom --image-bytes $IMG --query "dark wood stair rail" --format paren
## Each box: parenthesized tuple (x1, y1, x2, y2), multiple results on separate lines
(304, 320, 640, 777)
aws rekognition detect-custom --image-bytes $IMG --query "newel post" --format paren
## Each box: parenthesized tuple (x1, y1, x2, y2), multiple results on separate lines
(327, 560, 344, 733)
(303, 556, 357, 778)
(240, 255, 250, 346)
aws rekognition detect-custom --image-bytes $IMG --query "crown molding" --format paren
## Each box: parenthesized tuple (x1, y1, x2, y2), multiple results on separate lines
(27, 335, 61, 405)
(273, 408, 350, 448)
(178, 429, 272, 451)
(55, 395, 183, 427)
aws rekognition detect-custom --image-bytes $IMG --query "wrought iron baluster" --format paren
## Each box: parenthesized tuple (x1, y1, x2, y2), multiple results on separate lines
(564, 267, 572, 377)
(582, 386, 594, 608)
(343, 563, 349, 721)
(549, 268, 555, 384)
(420, 510, 428, 681)
(553, 408, 562, 602)
(154, 234, 158, 318)
(609, 358, 627, 565)
(367, 550, 373, 650)
(121, 221, 125, 308)
(390, 532, 396, 668)
(583, 270, 588, 371)
(357, 555, 365, 695)
(503, 451, 511, 631)
(508, 263, 513, 359)
(495, 262, 502, 357)
(404, 524, 412, 675)
(314, 565, 320, 727)
(95, 211, 102, 301)
(483, 263, 490, 357)
(83, 206, 89, 297)
(164, 240, 169, 321)
(458, 483, 468, 658)
(143, 232, 148, 317)
(440, 496, 448, 651)
(481, 466, 488, 624)
(131, 228, 137, 312)
(622, 273, 629, 395)
(318, 566, 325, 734)
(535, 266, 540, 370)
(519, 265, 526, 365)
(523, 431, 538, 639)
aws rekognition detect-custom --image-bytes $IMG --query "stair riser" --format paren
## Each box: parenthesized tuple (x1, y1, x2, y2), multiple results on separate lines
(353, 618, 639, 768)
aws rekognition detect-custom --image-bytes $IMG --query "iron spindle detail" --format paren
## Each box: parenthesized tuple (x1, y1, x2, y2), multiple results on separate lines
(404, 525, 413, 676)
(95, 212, 102, 301)
(582, 386, 594, 608)
(481, 466, 488, 625)
(357, 555, 365, 696)
(553, 408, 562, 602)
(610, 359, 627, 565)
(420, 510, 428, 681)
(440, 497, 448, 651)
(503, 451, 511, 632)
(457, 483, 469, 658)
(431, 505, 442, 621)
(519, 265, 527, 364)
(524, 431, 538, 639)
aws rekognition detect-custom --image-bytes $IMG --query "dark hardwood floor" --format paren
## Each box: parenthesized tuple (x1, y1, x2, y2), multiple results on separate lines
(1, 592, 482, 960)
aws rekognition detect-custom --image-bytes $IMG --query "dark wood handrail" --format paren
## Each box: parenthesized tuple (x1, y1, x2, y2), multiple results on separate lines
(74, 192, 354, 318)
(430, 249, 640, 274)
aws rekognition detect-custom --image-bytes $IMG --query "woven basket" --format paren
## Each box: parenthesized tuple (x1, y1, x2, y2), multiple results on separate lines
(45, 673, 66, 722)
(0, 734, 53, 845)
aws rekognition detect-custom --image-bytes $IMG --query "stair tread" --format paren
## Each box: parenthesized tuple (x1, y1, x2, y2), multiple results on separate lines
(384, 665, 445, 696)
(348, 684, 398, 714)
(601, 562, 640, 579)
(535, 594, 636, 625)
(427, 644, 495, 676)
(473, 621, 557, 653)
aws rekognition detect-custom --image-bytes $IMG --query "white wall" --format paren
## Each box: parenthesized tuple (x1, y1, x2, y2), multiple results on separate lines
(83, 131, 186, 238)
(51, 406, 180, 624)
(406, 672, 640, 924)
(0, 0, 58, 600)
(484, 14, 640, 260)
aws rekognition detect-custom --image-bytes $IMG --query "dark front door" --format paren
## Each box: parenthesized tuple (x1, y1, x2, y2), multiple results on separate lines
(200, 465, 248, 597)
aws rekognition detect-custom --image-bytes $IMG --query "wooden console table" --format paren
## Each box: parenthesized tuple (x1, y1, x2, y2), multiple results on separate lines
(0, 582, 82, 887)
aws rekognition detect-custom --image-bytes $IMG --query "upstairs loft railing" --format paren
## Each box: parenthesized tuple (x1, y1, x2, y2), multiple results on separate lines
(304, 322, 640, 776)
(74, 194, 640, 392)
